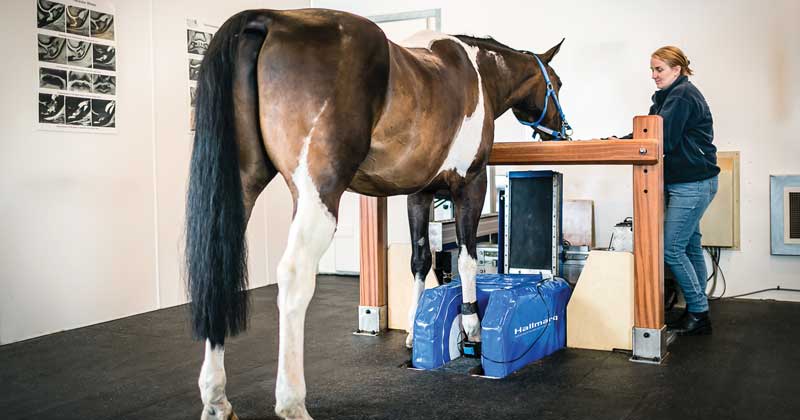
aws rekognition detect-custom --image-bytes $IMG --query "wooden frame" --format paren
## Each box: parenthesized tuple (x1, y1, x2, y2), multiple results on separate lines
(359, 115, 664, 332)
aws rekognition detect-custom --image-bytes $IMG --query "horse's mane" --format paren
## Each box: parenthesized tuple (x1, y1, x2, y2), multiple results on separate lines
(453, 35, 535, 56)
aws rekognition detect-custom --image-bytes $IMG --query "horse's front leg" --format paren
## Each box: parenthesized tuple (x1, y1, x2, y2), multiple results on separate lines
(452, 169, 488, 342)
(199, 340, 237, 420)
(405, 191, 435, 348)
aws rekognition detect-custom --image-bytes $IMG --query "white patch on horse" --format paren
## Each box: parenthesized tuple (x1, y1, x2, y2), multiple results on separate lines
(488, 50, 507, 73)
(199, 340, 234, 420)
(435, 38, 486, 178)
(275, 100, 336, 420)
(458, 245, 481, 341)
(399, 29, 450, 50)
(406, 274, 426, 348)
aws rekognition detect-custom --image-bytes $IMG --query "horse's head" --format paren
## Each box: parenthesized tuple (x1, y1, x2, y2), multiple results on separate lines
(510, 39, 568, 140)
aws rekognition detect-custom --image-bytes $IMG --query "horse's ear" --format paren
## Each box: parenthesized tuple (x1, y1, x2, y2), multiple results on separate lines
(539, 38, 565, 64)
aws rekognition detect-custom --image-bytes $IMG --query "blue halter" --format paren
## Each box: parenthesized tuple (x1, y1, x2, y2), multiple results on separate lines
(516, 55, 573, 140)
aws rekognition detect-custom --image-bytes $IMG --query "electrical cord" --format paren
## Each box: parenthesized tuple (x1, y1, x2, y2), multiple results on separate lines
(702, 246, 800, 300)
(468, 279, 554, 365)
(720, 287, 800, 299)
(705, 246, 727, 300)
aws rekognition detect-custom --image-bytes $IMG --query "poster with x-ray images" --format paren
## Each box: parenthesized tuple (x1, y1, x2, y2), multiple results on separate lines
(186, 18, 218, 131)
(36, 0, 117, 132)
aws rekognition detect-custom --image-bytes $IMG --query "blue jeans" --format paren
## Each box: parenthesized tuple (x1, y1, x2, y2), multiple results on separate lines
(664, 176, 718, 313)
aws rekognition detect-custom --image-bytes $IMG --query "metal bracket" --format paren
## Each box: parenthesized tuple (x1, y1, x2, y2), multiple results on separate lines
(630, 326, 673, 364)
(354, 305, 387, 336)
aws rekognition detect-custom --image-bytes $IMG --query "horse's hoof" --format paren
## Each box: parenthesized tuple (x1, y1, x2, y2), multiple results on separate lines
(201, 405, 237, 420)
(462, 313, 481, 341)
(405, 333, 413, 348)
(275, 400, 313, 420)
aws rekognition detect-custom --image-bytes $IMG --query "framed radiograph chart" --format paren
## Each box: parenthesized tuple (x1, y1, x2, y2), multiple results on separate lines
(36, 0, 117, 132)
(186, 18, 218, 132)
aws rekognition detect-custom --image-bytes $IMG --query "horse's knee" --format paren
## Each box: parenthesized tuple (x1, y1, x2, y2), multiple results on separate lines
(411, 245, 432, 276)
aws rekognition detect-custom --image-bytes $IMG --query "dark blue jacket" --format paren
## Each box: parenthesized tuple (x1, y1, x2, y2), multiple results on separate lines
(650, 76, 719, 184)
(626, 76, 719, 184)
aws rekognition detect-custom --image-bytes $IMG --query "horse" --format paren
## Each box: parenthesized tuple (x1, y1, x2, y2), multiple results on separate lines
(185, 8, 566, 420)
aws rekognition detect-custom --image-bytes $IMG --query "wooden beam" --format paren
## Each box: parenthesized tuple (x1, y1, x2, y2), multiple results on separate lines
(489, 138, 660, 166)
(358, 115, 665, 335)
(632, 116, 664, 329)
(359, 196, 387, 307)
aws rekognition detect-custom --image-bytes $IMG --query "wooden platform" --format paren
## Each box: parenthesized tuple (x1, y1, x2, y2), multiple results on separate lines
(359, 115, 665, 332)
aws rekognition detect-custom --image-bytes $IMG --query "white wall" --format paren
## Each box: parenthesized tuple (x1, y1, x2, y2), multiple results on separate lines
(3, 0, 799, 345)
(149, 0, 303, 308)
(316, 0, 800, 301)
(0, 0, 307, 345)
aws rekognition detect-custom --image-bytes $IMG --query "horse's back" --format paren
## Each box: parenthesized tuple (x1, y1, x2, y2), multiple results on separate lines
(244, 10, 489, 198)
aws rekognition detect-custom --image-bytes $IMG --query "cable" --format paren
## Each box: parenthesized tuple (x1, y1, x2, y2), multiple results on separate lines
(704, 246, 727, 300)
(720, 287, 800, 300)
(702, 246, 800, 300)
(705, 247, 718, 295)
(478, 279, 554, 365)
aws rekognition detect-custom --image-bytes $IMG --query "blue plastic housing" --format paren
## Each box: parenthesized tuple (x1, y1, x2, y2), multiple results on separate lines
(481, 277, 571, 378)
(411, 274, 570, 378)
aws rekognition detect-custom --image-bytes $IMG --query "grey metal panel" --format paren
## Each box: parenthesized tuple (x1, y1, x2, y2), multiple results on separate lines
(770, 175, 800, 255)
(441, 214, 499, 246)
(504, 172, 562, 276)
(368, 9, 442, 32)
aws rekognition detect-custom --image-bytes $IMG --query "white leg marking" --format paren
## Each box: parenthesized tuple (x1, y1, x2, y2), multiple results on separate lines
(458, 245, 481, 342)
(275, 101, 334, 420)
(406, 274, 425, 348)
(199, 340, 234, 420)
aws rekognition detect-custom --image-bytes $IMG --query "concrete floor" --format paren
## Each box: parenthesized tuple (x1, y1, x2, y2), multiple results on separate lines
(1, 275, 799, 420)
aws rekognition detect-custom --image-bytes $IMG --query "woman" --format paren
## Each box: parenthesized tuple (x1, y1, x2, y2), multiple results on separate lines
(618, 46, 720, 335)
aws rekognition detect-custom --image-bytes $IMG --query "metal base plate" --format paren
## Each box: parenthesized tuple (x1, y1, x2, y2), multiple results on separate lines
(354, 305, 387, 335)
(630, 325, 671, 364)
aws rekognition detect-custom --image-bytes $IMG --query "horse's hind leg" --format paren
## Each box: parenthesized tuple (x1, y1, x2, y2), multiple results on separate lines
(199, 340, 237, 420)
(272, 136, 358, 419)
(452, 169, 488, 342)
(273, 192, 335, 420)
(198, 22, 276, 420)
(405, 191, 435, 348)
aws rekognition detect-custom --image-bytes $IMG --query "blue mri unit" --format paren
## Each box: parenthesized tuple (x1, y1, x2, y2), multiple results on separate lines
(411, 273, 571, 378)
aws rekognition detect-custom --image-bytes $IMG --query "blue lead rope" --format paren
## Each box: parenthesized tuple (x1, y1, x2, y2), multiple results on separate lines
(516, 55, 573, 140)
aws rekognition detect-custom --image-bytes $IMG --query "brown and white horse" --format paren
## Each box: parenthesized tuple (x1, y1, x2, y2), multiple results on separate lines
(185, 8, 565, 420)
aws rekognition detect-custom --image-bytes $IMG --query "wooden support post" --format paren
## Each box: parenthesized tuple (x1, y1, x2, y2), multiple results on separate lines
(630, 115, 667, 363)
(632, 115, 664, 329)
(357, 196, 388, 333)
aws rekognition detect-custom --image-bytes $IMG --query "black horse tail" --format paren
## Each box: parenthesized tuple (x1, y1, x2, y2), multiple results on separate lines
(186, 11, 269, 347)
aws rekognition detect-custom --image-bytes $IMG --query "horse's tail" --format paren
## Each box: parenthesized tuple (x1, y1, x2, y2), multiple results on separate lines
(185, 11, 269, 346)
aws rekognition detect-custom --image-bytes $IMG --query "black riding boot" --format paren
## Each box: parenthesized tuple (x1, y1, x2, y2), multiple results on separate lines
(666, 309, 689, 328)
(669, 311, 712, 336)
